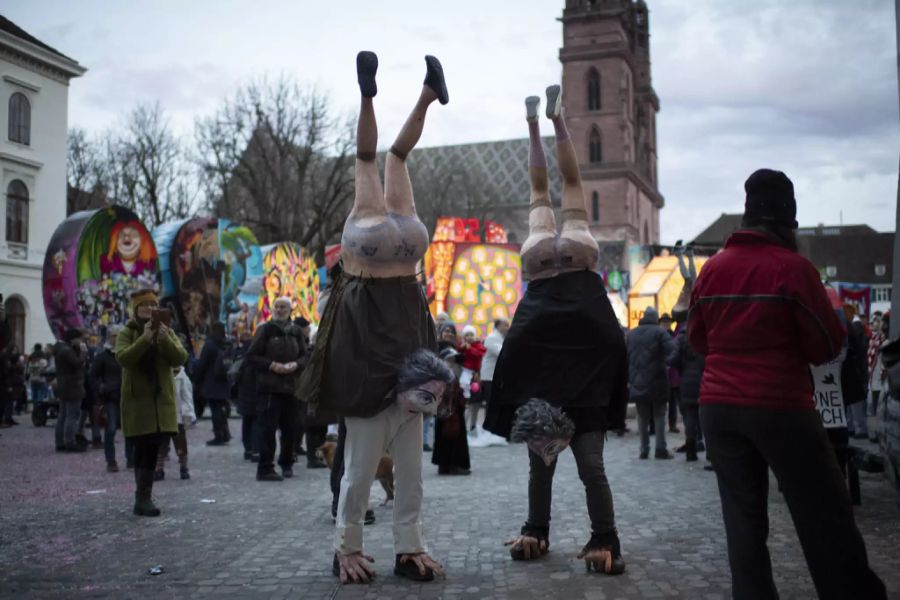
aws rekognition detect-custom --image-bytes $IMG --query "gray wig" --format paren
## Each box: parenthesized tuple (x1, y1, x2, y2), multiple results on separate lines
(510, 398, 575, 443)
(395, 348, 455, 394)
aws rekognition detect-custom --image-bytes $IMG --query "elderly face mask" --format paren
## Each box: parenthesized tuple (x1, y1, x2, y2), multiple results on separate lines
(397, 379, 448, 415)
(527, 436, 572, 466)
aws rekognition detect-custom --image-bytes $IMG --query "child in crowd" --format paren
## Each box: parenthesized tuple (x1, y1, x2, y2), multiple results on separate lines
(155, 366, 197, 481)
(458, 325, 487, 432)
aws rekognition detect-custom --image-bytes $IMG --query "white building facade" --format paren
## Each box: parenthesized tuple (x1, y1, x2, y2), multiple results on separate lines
(0, 17, 85, 351)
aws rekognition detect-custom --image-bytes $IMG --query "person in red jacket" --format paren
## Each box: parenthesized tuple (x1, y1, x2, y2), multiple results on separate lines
(688, 169, 885, 600)
(458, 325, 487, 431)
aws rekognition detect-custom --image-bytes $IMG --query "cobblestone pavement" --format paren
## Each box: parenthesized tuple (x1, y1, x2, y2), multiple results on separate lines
(1, 414, 898, 600)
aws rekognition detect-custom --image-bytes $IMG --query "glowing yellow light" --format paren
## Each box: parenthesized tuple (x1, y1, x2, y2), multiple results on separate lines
(449, 279, 464, 298)
(456, 258, 470, 274)
(466, 270, 478, 286)
(463, 287, 478, 306)
(472, 246, 487, 264)
(473, 307, 487, 324)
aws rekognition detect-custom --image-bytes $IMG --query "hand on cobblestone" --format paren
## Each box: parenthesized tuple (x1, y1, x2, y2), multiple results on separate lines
(399, 553, 445, 578)
(578, 548, 613, 573)
(504, 535, 548, 559)
(337, 551, 376, 584)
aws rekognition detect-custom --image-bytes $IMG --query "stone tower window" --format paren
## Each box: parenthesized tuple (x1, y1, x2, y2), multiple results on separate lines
(8, 93, 31, 145)
(591, 191, 600, 223)
(6, 179, 29, 244)
(587, 68, 601, 111)
(589, 128, 602, 163)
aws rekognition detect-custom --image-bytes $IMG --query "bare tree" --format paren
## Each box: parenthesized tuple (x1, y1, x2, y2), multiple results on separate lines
(111, 103, 196, 226)
(66, 128, 109, 215)
(195, 77, 355, 259)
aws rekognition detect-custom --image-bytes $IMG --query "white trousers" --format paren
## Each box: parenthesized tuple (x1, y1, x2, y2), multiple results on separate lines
(460, 367, 475, 399)
(335, 402, 426, 555)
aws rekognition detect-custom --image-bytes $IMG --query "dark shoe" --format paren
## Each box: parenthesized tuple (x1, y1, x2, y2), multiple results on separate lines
(423, 444, 433, 452)
(107, 462, 119, 473)
(75, 434, 88, 445)
(126, 459, 135, 469)
(153, 469, 165, 481)
(249, 452, 260, 463)
(332, 553, 340, 577)
(394, 554, 435, 582)
(696, 440, 706, 452)
(180, 467, 190, 480)
(257, 470, 284, 482)
(703, 462, 715, 471)
(356, 50, 378, 98)
(450, 467, 471, 475)
(686, 451, 699, 462)
(296, 446, 307, 456)
(655, 449, 674, 460)
(685, 440, 698, 462)
(675, 444, 687, 453)
(91, 438, 103, 449)
(206, 438, 227, 446)
(281, 467, 294, 479)
(133, 494, 161, 517)
(669, 426, 680, 434)
(65, 443, 87, 453)
(364, 509, 376, 525)
(307, 457, 327, 469)
(639, 450, 649, 460)
(424, 55, 449, 104)
(56, 445, 66, 452)
(243, 451, 253, 460)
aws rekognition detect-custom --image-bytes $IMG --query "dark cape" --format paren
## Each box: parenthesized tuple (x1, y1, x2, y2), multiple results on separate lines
(298, 272, 437, 419)
(483, 270, 628, 438)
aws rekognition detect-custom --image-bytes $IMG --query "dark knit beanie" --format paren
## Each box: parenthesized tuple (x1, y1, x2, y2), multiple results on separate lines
(743, 169, 798, 229)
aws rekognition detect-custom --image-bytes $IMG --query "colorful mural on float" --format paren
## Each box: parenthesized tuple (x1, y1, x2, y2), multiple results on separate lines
(422, 216, 520, 337)
(257, 242, 321, 326)
(444, 244, 523, 338)
(153, 218, 263, 353)
(627, 255, 708, 328)
(43, 206, 159, 343)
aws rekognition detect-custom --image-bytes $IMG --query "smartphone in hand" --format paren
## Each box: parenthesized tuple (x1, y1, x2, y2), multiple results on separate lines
(150, 308, 172, 330)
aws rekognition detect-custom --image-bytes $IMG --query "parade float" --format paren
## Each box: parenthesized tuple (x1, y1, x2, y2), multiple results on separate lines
(257, 242, 321, 326)
(152, 218, 262, 354)
(627, 254, 708, 328)
(43, 206, 159, 343)
(424, 217, 522, 338)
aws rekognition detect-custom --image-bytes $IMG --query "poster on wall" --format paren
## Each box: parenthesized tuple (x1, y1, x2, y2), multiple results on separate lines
(43, 206, 159, 344)
(257, 242, 321, 326)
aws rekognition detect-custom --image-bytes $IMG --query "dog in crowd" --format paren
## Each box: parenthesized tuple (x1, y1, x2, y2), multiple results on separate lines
(317, 441, 395, 504)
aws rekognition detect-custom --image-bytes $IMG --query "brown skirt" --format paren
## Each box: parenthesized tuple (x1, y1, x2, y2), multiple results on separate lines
(298, 272, 437, 419)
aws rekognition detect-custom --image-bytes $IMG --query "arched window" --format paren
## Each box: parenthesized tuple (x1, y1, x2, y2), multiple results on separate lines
(8, 93, 31, 145)
(587, 68, 601, 111)
(4, 297, 25, 352)
(6, 179, 29, 244)
(589, 128, 602, 163)
(591, 191, 600, 223)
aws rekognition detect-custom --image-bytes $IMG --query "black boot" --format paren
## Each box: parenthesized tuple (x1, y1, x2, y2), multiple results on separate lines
(133, 468, 161, 517)
(685, 439, 698, 462)
(424, 55, 449, 104)
(356, 51, 378, 98)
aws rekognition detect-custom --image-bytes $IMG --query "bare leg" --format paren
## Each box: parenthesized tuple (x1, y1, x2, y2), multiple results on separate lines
(385, 85, 439, 216)
(550, 103, 597, 253)
(521, 97, 557, 259)
(350, 55, 385, 221)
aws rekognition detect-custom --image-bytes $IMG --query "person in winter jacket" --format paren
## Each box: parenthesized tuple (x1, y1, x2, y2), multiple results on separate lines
(155, 365, 196, 481)
(247, 297, 305, 481)
(54, 330, 89, 452)
(688, 168, 885, 600)
(626, 307, 677, 459)
(26, 344, 49, 411)
(116, 289, 188, 517)
(193, 322, 232, 446)
(842, 305, 870, 439)
(89, 326, 124, 471)
(231, 330, 260, 462)
(670, 325, 705, 462)
(458, 325, 487, 431)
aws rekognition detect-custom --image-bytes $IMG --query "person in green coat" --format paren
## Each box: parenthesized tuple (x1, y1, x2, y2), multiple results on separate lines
(115, 289, 188, 517)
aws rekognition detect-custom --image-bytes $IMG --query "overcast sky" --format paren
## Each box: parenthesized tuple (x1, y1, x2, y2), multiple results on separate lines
(5, 0, 898, 243)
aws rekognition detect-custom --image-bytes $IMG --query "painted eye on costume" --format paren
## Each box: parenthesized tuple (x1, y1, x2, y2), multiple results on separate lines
(413, 389, 437, 407)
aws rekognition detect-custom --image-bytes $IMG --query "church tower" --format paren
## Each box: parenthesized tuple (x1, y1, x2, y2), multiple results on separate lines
(559, 0, 663, 245)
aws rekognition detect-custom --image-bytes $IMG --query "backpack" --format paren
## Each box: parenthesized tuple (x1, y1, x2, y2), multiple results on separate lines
(227, 357, 244, 386)
(213, 345, 232, 380)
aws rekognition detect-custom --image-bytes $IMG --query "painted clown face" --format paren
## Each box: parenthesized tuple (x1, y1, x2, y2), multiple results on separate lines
(117, 226, 142, 262)
(527, 436, 572, 466)
(397, 379, 448, 415)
